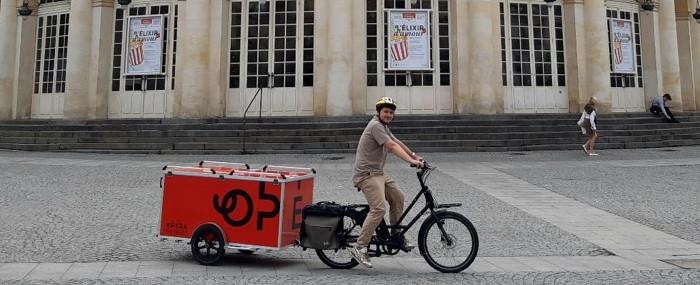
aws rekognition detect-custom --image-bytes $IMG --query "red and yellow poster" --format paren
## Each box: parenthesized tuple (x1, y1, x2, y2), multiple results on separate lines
(126, 15, 164, 75)
(610, 19, 635, 74)
(387, 10, 431, 71)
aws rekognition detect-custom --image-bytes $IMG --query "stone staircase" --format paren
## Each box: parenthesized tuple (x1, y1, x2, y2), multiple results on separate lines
(1, 112, 700, 154)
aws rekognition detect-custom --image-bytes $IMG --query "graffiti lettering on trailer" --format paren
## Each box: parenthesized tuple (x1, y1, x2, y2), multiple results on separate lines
(213, 181, 281, 230)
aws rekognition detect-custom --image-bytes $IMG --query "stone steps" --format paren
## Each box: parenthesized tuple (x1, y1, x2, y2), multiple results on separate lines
(3, 127, 700, 144)
(2, 133, 697, 153)
(1, 112, 699, 154)
(2, 120, 700, 138)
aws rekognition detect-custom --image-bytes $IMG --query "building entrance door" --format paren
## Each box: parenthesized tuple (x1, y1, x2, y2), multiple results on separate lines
(226, 0, 315, 117)
(31, 4, 70, 119)
(365, 0, 453, 114)
(607, 2, 645, 112)
(108, 1, 178, 118)
(500, 1, 568, 113)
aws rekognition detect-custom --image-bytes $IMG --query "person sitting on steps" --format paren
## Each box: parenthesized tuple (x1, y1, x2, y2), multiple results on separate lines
(650, 93, 680, 123)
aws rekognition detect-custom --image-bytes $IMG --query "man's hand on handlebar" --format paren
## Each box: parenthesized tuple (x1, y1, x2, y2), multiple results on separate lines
(410, 158, 425, 169)
(413, 153, 424, 162)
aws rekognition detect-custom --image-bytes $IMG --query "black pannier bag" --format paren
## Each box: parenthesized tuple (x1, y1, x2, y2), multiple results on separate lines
(300, 201, 345, 250)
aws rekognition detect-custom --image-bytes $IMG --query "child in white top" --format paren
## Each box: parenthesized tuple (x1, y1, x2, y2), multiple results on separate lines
(577, 97, 599, 156)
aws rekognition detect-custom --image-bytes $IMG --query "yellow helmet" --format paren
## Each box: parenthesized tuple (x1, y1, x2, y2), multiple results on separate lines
(375, 97, 397, 112)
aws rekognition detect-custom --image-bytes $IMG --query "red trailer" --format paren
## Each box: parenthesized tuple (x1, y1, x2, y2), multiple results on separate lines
(158, 161, 315, 265)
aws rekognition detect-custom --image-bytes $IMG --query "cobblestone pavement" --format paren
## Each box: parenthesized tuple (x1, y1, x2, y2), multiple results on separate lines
(2, 269, 700, 285)
(1, 146, 700, 284)
(497, 164, 700, 245)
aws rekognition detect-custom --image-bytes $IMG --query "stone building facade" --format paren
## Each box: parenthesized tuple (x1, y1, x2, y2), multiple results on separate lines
(1, 0, 699, 120)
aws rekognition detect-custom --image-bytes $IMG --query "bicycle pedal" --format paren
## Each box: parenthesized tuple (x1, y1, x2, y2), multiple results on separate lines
(401, 244, 415, 252)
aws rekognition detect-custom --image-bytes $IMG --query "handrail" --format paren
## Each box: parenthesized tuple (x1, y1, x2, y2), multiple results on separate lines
(241, 72, 273, 154)
(241, 87, 263, 154)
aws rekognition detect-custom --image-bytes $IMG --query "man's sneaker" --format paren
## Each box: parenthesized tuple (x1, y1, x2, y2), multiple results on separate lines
(581, 144, 588, 154)
(350, 246, 372, 268)
(588, 152, 599, 156)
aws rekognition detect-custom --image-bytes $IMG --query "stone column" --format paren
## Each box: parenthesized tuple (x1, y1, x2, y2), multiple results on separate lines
(582, 0, 611, 112)
(563, 0, 586, 112)
(465, 0, 502, 114)
(174, 0, 211, 118)
(86, 0, 114, 119)
(452, 0, 471, 114)
(12, 1, 38, 119)
(0, 0, 19, 119)
(325, 0, 353, 116)
(64, 0, 93, 119)
(658, 0, 683, 109)
(676, 0, 695, 110)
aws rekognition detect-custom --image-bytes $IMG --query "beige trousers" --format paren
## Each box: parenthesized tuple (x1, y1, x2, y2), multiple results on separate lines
(355, 174, 405, 247)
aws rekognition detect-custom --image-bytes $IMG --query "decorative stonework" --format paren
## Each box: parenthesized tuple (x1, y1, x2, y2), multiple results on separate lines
(92, 0, 114, 8)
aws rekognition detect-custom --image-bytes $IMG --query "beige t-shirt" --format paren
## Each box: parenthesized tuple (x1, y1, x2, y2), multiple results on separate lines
(353, 116, 394, 184)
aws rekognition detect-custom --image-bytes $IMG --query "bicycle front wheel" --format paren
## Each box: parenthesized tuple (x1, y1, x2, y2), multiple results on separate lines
(418, 211, 478, 273)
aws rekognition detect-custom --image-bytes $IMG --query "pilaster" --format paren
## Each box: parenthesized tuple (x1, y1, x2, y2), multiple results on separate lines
(563, 0, 586, 112)
(208, 0, 228, 118)
(658, 0, 683, 109)
(325, 0, 353, 116)
(641, 5, 663, 106)
(174, 0, 212, 118)
(583, 0, 612, 112)
(12, 2, 39, 119)
(86, 0, 114, 119)
(0, 0, 19, 119)
(452, 0, 471, 114)
(689, 0, 700, 110)
(64, 0, 93, 119)
(312, 0, 328, 116)
(676, 0, 696, 110)
(350, 0, 366, 114)
(465, 0, 501, 114)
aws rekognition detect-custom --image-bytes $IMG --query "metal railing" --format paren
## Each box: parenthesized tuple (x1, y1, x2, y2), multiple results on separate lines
(241, 73, 272, 154)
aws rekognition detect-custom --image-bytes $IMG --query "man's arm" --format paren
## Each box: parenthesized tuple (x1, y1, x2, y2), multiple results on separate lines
(661, 103, 672, 120)
(392, 137, 421, 160)
(384, 140, 423, 167)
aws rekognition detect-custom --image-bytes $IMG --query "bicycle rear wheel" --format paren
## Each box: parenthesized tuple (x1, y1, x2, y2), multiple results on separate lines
(315, 216, 359, 269)
(315, 248, 358, 269)
(418, 211, 478, 273)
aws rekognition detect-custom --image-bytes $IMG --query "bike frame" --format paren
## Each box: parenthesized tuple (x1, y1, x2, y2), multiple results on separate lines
(346, 164, 462, 250)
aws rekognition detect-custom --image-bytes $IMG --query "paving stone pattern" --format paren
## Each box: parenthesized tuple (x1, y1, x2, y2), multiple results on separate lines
(2, 147, 700, 283)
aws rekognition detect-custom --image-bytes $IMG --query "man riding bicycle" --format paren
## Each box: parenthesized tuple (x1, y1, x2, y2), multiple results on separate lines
(350, 97, 424, 268)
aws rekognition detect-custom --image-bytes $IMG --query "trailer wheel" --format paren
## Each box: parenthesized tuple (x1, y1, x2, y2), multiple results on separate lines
(191, 224, 225, 265)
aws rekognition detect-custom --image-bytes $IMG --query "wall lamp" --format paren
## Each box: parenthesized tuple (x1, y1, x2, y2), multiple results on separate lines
(17, 0, 32, 17)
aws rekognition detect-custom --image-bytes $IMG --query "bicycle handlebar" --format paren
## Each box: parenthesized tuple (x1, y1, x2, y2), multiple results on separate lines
(410, 160, 432, 171)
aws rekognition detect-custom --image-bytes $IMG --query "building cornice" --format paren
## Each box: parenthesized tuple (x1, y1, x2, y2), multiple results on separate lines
(562, 0, 585, 5)
(93, 0, 115, 8)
